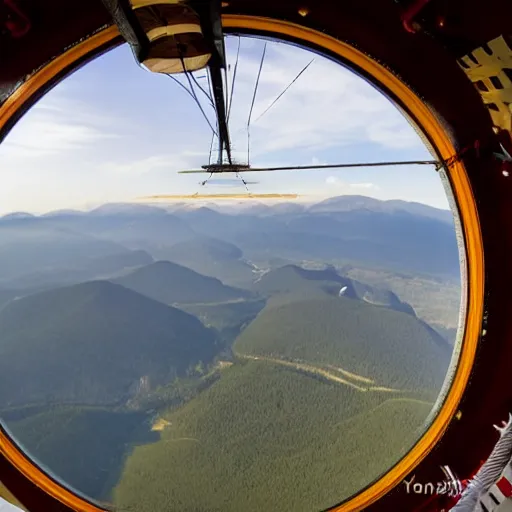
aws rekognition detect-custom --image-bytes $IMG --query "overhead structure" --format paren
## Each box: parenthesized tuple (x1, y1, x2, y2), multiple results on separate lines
(100, 0, 211, 74)
(101, 0, 234, 166)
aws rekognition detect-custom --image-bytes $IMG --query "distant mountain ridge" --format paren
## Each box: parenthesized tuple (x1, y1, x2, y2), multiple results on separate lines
(156, 236, 256, 288)
(21, 195, 451, 223)
(2, 250, 154, 290)
(0, 221, 129, 284)
(0, 194, 459, 293)
(113, 260, 251, 305)
(232, 211, 459, 277)
(1, 212, 35, 220)
(308, 195, 453, 223)
(255, 264, 415, 316)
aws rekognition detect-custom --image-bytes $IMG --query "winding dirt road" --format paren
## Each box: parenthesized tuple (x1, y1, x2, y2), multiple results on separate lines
(236, 353, 404, 393)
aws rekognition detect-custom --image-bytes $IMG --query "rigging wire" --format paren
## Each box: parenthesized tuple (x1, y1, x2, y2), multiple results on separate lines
(246, 41, 267, 165)
(208, 130, 216, 166)
(235, 172, 249, 191)
(253, 58, 315, 124)
(227, 36, 241, 122)
(223, 66, 230, 120)
(221, 51, 230, 164)
(206, 70, 217, 167)
(166, 74, 199, 104)
(174, 41, 218, 137)
(190, 71, 214, 108)
(206, 68, 213, 99)
(200, 171, 214, 186)
(223, 36, 250, 192)
(204, 114, 219, 185)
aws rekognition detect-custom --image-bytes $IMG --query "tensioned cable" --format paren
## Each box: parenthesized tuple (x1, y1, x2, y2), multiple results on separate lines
(227, 36, 241, 122)
(174, 41, 218, 137)
(223, 66, 230, 119)
(246, 41, 267, 165)
(190, 72, 214, 108)
(208, 130, 216, 166)
(204, 114, 219, 185)
(166, 74, 199, 104)
(253, 58, 315, 124)
(206, 70, 217, 167)
(206, 68, 214, 106)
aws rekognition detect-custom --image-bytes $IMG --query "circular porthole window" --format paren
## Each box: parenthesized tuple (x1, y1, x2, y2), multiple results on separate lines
(0, 19, 480, 512)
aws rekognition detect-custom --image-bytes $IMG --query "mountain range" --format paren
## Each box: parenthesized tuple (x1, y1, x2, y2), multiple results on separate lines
(308, 195, 453, 223)
(113, 260, 251, 305)
(153, 236, 256, 287)
(0, 195, 460, 508)
(0, 196, 460, 293)
(254, 264, 416, 315)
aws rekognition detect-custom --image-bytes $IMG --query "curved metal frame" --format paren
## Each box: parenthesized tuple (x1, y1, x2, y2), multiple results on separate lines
(0, 15, 484, 512)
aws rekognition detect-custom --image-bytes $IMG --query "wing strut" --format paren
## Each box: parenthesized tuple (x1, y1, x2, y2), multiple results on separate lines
(178, 159, 441, 174)
(192, 0, 233, 165)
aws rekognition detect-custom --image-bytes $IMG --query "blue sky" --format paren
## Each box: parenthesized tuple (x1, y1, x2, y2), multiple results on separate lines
(0, 35, 450, 214)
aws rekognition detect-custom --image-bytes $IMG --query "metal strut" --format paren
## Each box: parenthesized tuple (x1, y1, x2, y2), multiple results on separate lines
(209, 61, 232, 164)
(192, 0, 233, 165)
(178, 159, 441, 174)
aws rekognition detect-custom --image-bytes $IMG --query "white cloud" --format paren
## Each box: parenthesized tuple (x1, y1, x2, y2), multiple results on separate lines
(311, 156, 326, 166)
(99, 150, 209, 176)
(223, 39, 424, 158)
(325, 175, 379, 191)
(4, 120, 104, 156)
(101, 155, 178, 175)
(366, 122, 419, 149)
(1, 97, 115, 159)
(352, 182, 379, 189)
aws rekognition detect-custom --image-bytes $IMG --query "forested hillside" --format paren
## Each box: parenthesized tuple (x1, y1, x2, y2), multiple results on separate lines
(254, 264, 415, 315)
(0, 281, 218, 407)
(113, 260, 250, 304)
(153, 236, 256, 287)
(5, 406, 155, 502)
(178, 298, 266, 344)
(114, 361, 433, 512)
(234, 296, 450, 390)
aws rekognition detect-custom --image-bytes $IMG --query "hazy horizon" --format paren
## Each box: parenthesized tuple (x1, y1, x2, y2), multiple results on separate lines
(0, 192, 454, 217)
